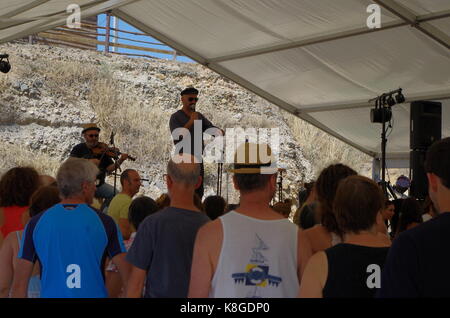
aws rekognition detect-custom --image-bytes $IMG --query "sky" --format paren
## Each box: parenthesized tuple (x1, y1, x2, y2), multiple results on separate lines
(96, 13, 193, 63)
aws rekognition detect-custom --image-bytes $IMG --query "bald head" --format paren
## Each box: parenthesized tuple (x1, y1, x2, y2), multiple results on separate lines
(167, 154, 201, 186)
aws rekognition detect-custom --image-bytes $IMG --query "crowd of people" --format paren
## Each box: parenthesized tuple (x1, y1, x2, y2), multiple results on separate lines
(0, 136, 447, 298)
(0, 86, 448, 299)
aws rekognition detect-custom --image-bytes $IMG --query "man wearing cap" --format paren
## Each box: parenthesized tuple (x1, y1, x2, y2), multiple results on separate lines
(188, 143, 311, 298)
(70, 124, 129, 208)
(169, 87, 223, 199)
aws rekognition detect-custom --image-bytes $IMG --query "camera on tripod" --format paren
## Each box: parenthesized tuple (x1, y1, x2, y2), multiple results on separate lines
(369, 88, 406, 199)
(0, 54, 11, 73)
(370, 89, 405, 123)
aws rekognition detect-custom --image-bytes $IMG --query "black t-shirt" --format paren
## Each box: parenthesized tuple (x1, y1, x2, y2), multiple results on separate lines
(169, 110, 215, 156)
(378, 212, 450, 297)
(323, 243, 389, 298)
(69, 143, 113, 185)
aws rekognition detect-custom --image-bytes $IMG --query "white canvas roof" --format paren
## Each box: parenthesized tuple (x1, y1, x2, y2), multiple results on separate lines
(1, 0, 449, 161)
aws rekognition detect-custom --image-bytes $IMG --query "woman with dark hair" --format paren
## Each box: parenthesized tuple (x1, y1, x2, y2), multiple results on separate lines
(0, 185, 60, 298)
(301, 164, 357, 255)
(128, 196, 159, 231)
(300, 176, 391, 298)
(394, 198, 423, 238)
(203, 195, 226, 220)
(377, 200, 395, 236)
(0, 167, 40, 241)
(293, 182, 317, 229)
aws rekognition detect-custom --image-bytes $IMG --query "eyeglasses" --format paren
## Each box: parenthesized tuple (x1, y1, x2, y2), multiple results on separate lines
(188, 97, 199, 102)
(87, 134, 99, 138)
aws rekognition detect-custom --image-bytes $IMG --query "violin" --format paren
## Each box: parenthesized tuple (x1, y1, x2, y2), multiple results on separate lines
(91, 142, 136, 161)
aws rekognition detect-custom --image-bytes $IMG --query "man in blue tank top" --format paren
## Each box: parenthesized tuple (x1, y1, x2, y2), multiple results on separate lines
(11, 158, 130, 298)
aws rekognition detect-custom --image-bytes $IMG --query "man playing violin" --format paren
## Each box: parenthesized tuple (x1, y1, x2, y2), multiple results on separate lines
(70, 123, 129, 210)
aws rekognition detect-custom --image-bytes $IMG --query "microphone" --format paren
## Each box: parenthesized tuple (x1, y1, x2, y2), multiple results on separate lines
(190, 104, 196, 112)
(110, 131, 115, 145)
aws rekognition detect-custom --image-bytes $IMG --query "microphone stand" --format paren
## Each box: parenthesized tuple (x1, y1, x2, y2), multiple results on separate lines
(377, 97, 397, 200)
(278, 170, 284, 202)
(216, 162, 223, 196)
(216, 140, 224, 197)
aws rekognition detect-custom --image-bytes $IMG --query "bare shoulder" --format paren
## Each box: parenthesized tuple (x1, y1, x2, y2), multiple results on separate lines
(297, 229, 308, 245)
(306, 251, 328, 279)
(199, 218, 222, 233)
(0, 231, 18, 258)
(303, 224, 323, 239)
(195, 219, 224, 270)
(197, 219, 223, 244)
(302, 225, 333, 253)
(309, 250, 327, 265)
(2, 231, 18, 249)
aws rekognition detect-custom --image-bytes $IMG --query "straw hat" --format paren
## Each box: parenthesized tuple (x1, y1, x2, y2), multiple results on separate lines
(229, 142, 278, 174)
(81, 123, 101, 134)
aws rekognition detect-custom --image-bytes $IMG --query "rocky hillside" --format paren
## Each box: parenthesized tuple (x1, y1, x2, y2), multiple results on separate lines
(0, 42, 374, 205)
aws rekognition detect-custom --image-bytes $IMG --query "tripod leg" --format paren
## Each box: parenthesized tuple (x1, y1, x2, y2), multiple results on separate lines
(221, 164, 223, 195)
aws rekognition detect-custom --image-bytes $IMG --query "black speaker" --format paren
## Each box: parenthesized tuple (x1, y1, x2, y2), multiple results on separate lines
(410, 101, 442, 150)
(410, 150, 428, 200)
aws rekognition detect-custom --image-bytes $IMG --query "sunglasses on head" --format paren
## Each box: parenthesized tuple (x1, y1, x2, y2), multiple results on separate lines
(188, 97, 199, 102)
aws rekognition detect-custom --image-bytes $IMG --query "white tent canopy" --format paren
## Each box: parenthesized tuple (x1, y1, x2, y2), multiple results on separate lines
(1, 0, 449, 163)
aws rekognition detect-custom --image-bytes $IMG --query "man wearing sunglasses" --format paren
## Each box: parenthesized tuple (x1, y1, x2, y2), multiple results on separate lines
(69, 123, 129, 211)
(169, 87, 223, 199)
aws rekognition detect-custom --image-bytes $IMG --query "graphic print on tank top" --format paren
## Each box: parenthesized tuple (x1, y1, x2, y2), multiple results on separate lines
(231, 233, 282, 298)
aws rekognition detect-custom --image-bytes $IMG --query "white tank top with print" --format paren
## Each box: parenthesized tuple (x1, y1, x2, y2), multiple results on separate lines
(209, 211, 299, 298)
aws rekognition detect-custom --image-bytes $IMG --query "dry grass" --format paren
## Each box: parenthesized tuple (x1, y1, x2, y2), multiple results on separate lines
(44, 60, 102, 101)
(88, 77, 173, 166)
(0, 142, 60, 177)
(284, 114, 372, 177)
(16, 58, 103, 102)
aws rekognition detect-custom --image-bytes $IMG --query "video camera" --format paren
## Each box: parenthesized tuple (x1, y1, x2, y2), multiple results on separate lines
(0, 54, 11, 73)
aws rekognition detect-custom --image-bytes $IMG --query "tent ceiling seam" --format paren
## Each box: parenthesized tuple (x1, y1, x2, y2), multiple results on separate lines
(0, 0, 52, 19)
(0, 0, 108, 29)
(209, 9, 450, 63)
(0, 0, 141, 42)
(373, 0, 450, 50)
